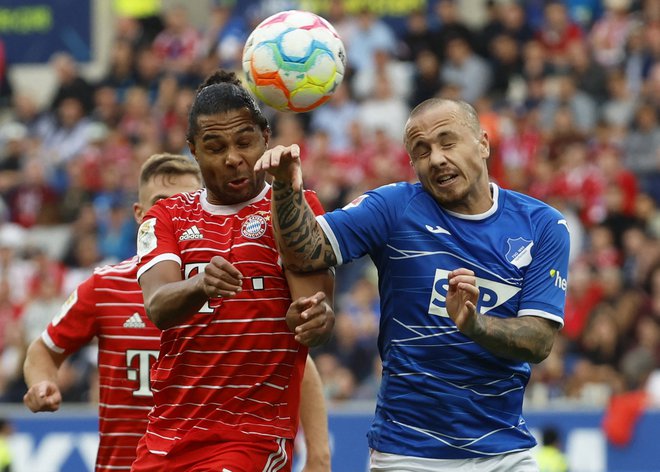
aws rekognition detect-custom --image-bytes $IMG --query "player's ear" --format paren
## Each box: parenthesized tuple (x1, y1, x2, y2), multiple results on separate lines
(479, 131, 490, 159)
(263, 127, 271, 148)
(133, 202, 144, 225)
(187, 140, 197, 160)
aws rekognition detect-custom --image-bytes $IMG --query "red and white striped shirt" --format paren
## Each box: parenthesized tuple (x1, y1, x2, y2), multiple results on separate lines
(136, 184, 322, 456)
(43, 256, 160, 471)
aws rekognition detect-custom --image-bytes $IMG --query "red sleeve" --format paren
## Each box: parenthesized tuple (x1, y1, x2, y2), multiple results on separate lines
(136, 201, 180, 281)
(43, 275, 98, 354)
(303, 189, 325, 217)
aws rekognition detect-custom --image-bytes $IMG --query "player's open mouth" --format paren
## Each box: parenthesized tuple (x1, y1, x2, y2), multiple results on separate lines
(228, 178, 249, 190)
(437, 175, 457, 185)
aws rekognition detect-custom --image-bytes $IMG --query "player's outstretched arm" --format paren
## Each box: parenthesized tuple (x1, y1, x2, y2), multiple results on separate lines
(255, 145, 337, 272)
(299, 356, 331, 472)
(23, 338, 68, 412)
(446, 269, 559, 363)
(140, 256, 244, 329)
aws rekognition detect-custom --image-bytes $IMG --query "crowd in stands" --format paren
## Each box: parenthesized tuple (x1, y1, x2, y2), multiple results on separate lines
(0, 0, 659, 411)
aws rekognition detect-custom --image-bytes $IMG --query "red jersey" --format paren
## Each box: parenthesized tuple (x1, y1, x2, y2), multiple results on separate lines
(136, 184, 322, 456)
(43, 256, 161, 471)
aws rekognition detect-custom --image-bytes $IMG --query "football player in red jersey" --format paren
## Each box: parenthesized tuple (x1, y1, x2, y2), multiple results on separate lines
(23, 153, 332, 471)
(132, 70, 335, 472)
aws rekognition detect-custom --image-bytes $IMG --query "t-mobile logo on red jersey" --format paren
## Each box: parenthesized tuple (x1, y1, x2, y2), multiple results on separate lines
(126, 349, 159, 397)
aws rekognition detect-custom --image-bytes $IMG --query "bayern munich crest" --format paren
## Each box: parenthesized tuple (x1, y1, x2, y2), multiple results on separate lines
(241, 214, 268, 239)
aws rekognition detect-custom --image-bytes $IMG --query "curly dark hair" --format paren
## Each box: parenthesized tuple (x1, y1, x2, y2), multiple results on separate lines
(186, 70, 269, 142)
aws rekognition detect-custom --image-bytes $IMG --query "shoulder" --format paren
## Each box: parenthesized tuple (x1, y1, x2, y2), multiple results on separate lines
(93, 256, 139, 280)
(501, 187, 570, 241)
(367, 181, 423, 201)
(502, 187, 565, 223)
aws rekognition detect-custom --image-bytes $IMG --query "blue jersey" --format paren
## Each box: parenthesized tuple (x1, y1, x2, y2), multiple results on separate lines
(318, 182, 570, 459)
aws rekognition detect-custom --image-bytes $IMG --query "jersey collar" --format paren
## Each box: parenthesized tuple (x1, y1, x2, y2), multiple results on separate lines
(200, 183, 270, 215)
(444, 183, 499, 220)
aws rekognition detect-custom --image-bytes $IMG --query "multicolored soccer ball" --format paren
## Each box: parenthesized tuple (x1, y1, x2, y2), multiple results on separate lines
(242, 10, 346, 113)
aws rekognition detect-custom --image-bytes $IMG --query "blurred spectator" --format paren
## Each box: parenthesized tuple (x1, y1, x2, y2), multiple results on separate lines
(0, 418, 11, 471)
(563, 262, 603, 341)
(49, 53, 95, 116)
(99, 39, 137, 102)
(0, 123, 28, 196)
(540, 74, 597, 135)
(487, 33, 523, 101)
(408, 49, 443, 108)
(113, 0, 164, 45)
(6, 159, 60, 228)
(352, 47, 412, 102)
(634, 193, 660, 238)
(441, 36, 492, 103)
(203, 1, 247, 71)
(35, 97, 94, 174)
(535, 1, 584, 67)
(357, 78, 409, 143)
(92, 85, 122, 127)
(534, 426, 568, 472)
(310, 82, 358, 155)
(479, 0, 534, 56)
(134, 48, 162, 102)
(0, 40, 12, 108)
(597, 146, 638, 216)
(623, 24, 654, 97)
(401, 10, 441, 61)
(589, 0, 636, 68)
(566, 40, 609, 102)
(431, 0, 474, 60)
(343, 8, 396, 72)
(601, 69, 638, 130)
(624, 104, 660, 203)
(20, 265, 65, 345)
(153, 6, 202, 81)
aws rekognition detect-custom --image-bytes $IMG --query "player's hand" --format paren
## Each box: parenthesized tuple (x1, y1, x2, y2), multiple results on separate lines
(445, 268, 480, 336)
(201, 256, 243, 299)
(254, 144, 303, 192)
(23, 381, 62, 412)
(286, 291, 335, 347)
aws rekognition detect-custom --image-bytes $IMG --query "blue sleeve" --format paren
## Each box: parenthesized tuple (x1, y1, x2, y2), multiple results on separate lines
(318, 183, 406, 265)
(518, 211, 571, 326)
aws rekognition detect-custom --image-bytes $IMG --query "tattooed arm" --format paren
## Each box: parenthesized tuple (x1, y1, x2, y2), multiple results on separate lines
(447, 268, 558, 363)
(257, 144, 337, 272)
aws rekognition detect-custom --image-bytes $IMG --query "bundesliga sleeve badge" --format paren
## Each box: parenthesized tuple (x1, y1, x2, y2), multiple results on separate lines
(137, 218, 158, 258)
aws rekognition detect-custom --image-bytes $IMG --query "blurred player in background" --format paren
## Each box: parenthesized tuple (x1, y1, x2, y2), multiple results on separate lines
(132, 71, 334, 472)
(257, 98, 570, 471)
(23, 153, 331, 471)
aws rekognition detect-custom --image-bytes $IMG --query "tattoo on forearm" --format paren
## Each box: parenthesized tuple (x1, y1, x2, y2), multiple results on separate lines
(272, 181, 337, 270)
(475, 315, 555, 363)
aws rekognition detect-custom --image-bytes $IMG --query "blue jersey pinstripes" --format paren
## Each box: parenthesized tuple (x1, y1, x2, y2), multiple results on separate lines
(318, 182, 570, 459)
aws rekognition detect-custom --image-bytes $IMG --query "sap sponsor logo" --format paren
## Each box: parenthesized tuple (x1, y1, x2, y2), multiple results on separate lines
(428, 268, 521, 317)
(550, 269, 567, 291)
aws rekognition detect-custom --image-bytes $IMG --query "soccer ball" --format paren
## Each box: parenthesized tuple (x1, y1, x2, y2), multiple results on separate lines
(242, 10, 346, 113)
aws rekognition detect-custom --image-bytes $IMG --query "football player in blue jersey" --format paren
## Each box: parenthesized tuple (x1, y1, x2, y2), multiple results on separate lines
(256, 98, 571, 471)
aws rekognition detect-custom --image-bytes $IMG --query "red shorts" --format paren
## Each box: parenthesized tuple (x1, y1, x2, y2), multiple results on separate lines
(131, 433, 293, 472)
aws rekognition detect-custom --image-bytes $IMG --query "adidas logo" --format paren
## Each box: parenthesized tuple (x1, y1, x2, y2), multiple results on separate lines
(179, 225, 203, 241)
(123, 313, 146, 328)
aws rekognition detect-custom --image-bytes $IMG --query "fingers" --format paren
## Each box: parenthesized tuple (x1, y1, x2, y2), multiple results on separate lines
(24, 383, 61, 412)
(203, 257, 243, 298)
(255, 145, 303, 191)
